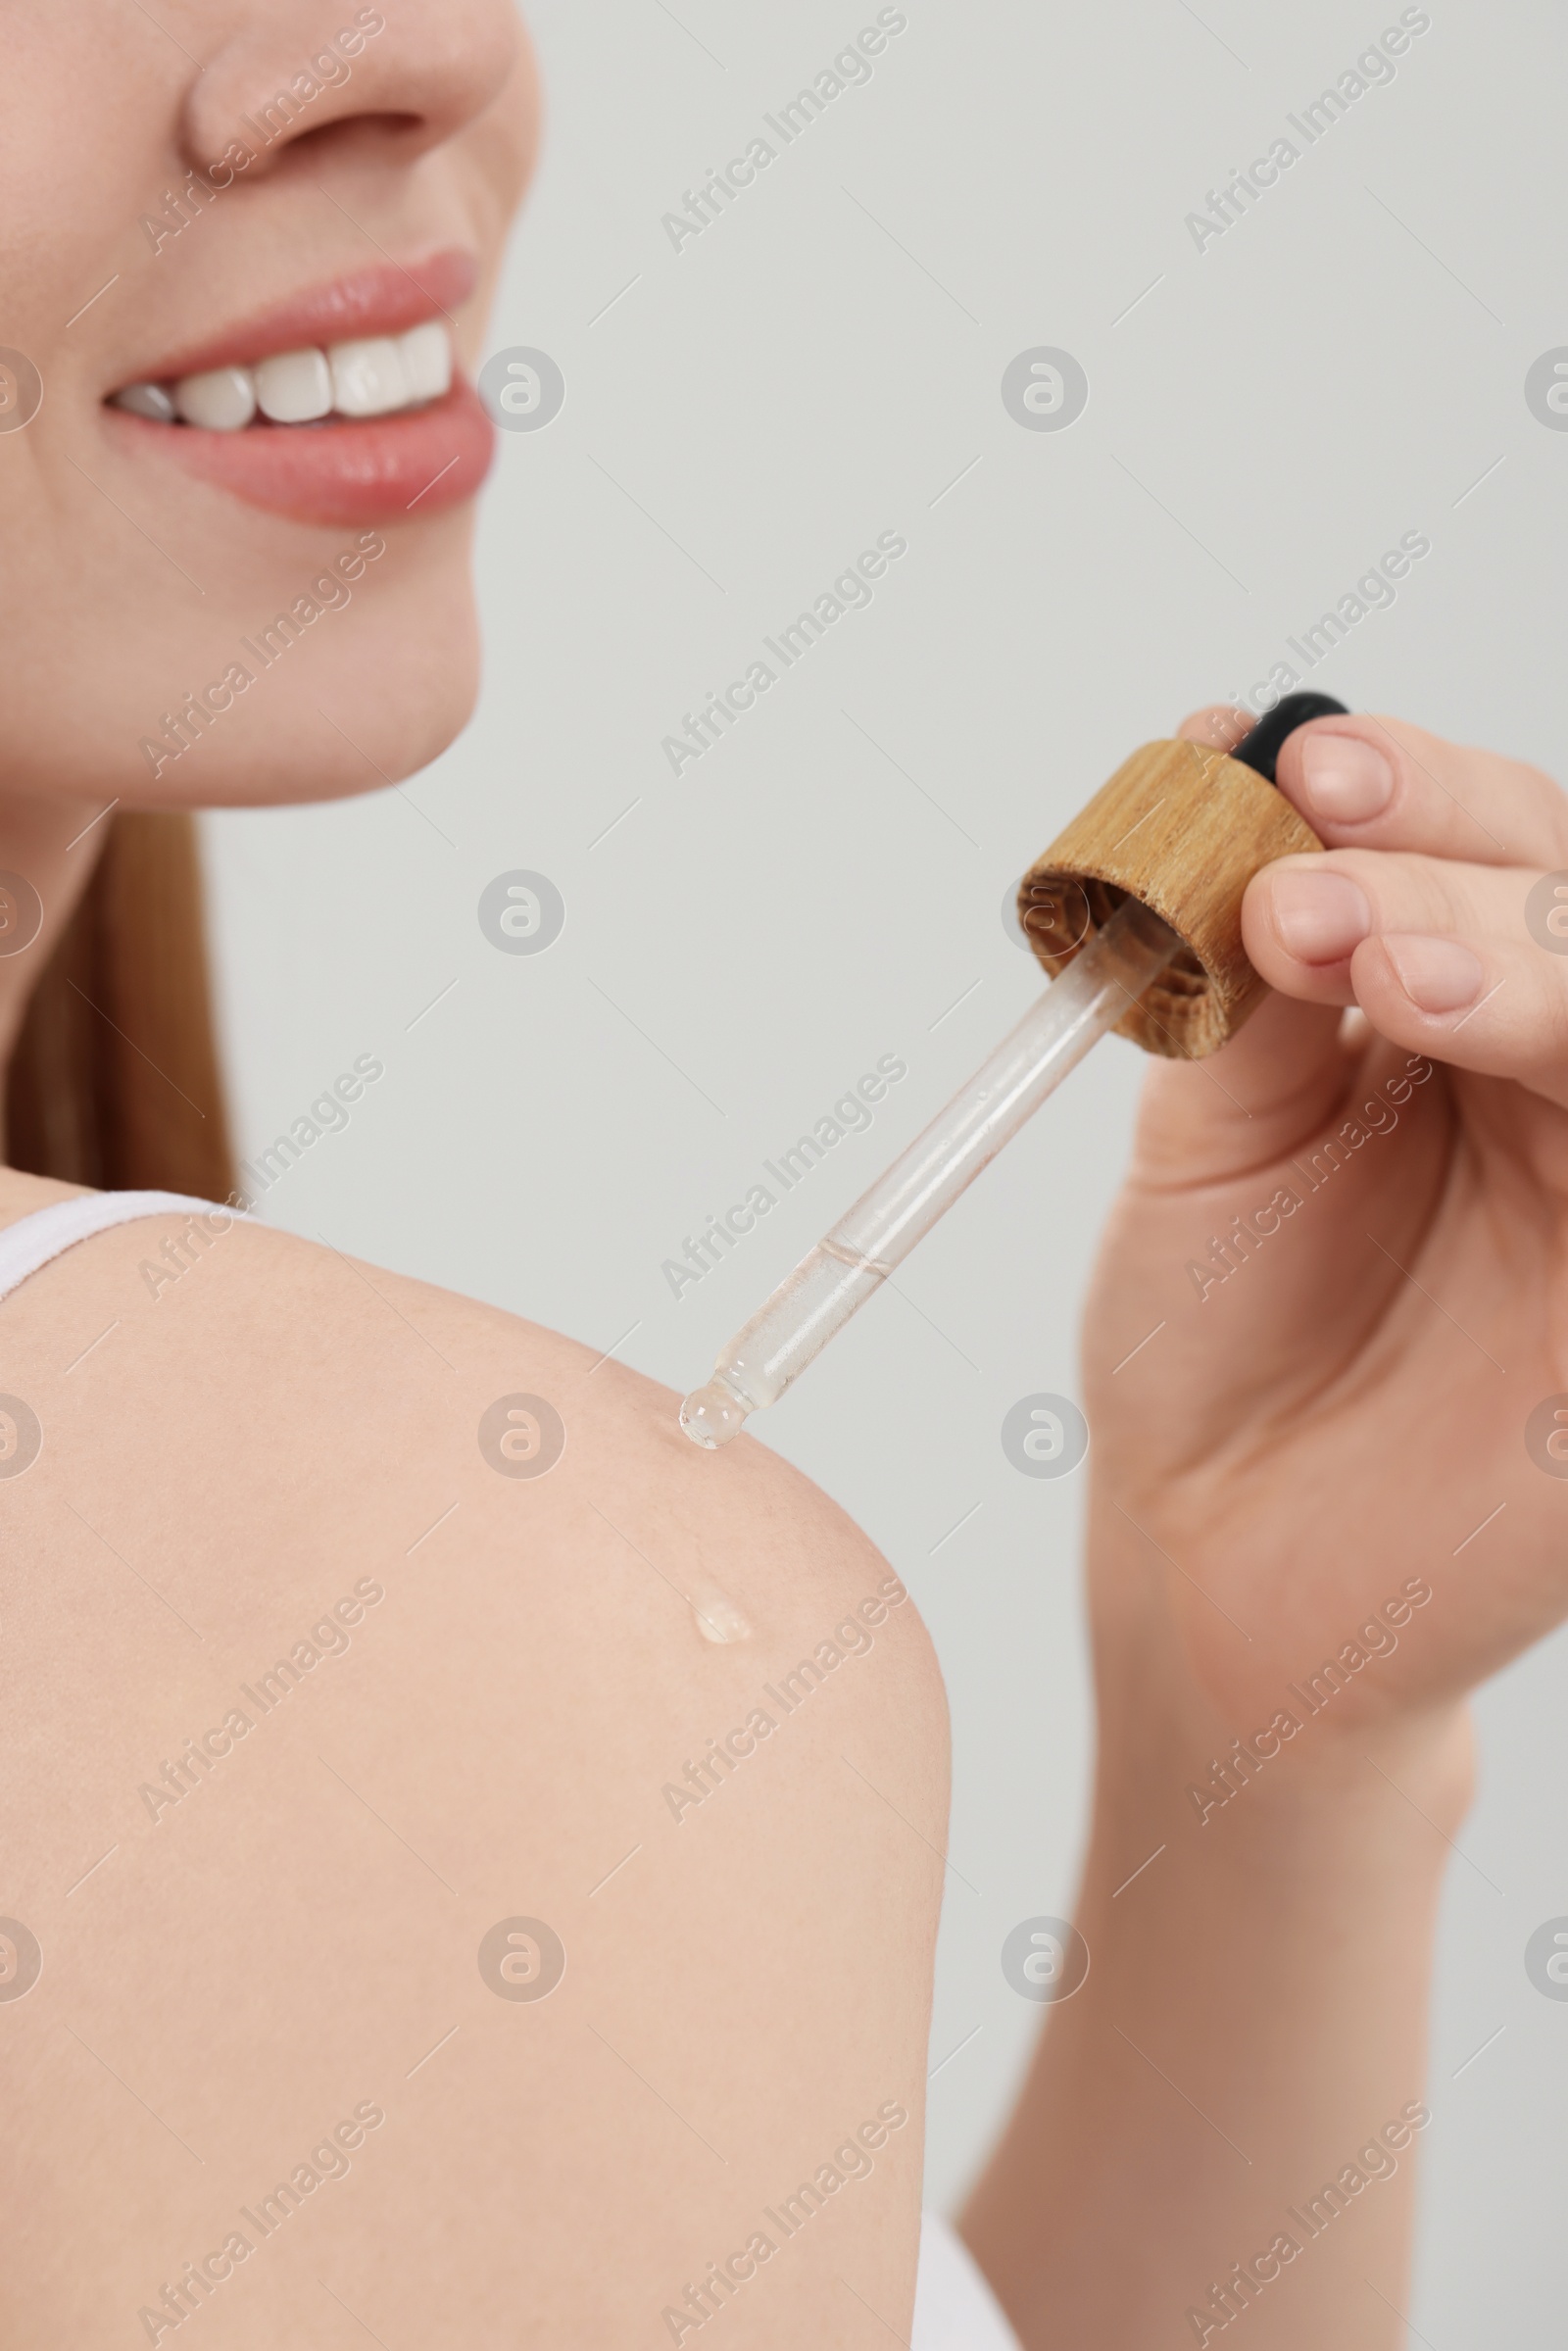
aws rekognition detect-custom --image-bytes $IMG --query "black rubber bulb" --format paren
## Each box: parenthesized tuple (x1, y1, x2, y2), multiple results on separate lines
(1229, 691, 1348, 787)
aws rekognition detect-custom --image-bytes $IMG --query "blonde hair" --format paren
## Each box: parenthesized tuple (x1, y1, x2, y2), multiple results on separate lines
(7, 812, 236, 1198)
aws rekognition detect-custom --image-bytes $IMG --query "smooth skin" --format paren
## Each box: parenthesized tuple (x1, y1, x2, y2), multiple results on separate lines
(0, 5, 947, 2345)
(0, 1167, 947, 2347)
(964, 704, 1568, 2346)
(0, 0, 1561, 2340)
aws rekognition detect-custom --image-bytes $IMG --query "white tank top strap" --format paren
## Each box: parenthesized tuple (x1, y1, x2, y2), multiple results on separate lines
(0, 1191, 243, 1304)
(912, 2212, 1021, 2349)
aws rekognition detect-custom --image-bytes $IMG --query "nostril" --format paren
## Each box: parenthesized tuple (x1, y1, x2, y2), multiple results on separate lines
(247, 111, 430, 173)
(289, 108, 425, 144)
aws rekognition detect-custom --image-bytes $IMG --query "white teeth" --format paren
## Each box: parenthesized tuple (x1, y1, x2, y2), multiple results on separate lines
(329, 335, 411, 418)
(172, 366, 257, 431)
(112, 381, 177, 423)
(112, 322, 453, 429)
(254, 345, 333, 423)
(399, 319, 452, 404)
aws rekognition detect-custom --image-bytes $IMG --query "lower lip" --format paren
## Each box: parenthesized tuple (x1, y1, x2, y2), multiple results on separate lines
(103, 378, 496, 526)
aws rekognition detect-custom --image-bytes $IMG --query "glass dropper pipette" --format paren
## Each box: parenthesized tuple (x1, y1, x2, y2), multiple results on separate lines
(678, 892, 1180, 1447)
(678, 689, 1347, 1449)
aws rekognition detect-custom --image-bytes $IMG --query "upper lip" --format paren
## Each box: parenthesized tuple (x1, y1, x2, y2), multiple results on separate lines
(110, 249, 478, 388)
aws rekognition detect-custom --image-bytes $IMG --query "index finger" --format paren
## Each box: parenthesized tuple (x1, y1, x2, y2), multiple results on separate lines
(1273, 711, 1568, 869)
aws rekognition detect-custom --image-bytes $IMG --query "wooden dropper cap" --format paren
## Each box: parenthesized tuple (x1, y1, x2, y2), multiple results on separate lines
(1016, 693, 1345, 1060)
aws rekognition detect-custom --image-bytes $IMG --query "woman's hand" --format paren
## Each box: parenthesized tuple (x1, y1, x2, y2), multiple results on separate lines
(1084, 705, 1568, 1760)
(964, 708, 1564, 2349)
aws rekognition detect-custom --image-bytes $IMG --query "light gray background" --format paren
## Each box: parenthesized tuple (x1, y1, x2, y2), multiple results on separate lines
(203, 1, 1568, 2334)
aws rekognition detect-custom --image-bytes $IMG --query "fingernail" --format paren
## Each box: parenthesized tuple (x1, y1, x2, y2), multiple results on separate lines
(1271, 869, 1372, 963)
(1297, 733, 1395, 822)
(1382, 933, 1484, 1014)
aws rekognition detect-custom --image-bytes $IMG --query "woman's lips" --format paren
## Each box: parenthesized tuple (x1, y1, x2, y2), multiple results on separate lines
(100, 251, 493, 526)
(131, 252, 479, 385)
(104, 377, 496, 526)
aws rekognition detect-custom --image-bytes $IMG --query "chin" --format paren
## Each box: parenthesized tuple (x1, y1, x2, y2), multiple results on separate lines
(185, 595, 483, 808)
(7, 521, 484, 810)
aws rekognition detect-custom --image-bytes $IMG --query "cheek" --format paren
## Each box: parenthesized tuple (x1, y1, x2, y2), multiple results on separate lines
(462, 27, 544, 252)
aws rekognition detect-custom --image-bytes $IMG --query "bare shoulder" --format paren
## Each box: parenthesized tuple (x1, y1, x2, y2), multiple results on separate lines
(0, 1206, 949, 2347)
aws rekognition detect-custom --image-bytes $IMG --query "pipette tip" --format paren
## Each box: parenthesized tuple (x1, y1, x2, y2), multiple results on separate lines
(679, 1379, 752, 1450)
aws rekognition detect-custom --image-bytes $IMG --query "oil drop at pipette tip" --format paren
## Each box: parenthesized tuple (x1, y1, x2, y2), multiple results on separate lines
(680, 1381, 751, 1450)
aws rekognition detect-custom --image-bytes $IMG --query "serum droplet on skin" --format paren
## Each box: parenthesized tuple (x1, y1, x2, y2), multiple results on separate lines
(688, 1578, 754, 1644)
(679, 1382, 751, 1449)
